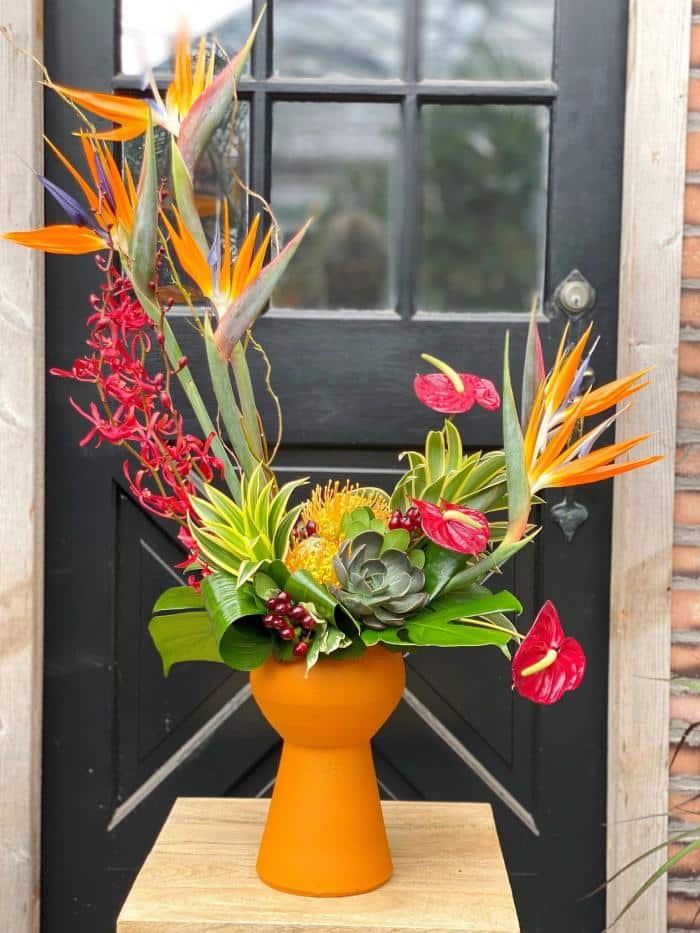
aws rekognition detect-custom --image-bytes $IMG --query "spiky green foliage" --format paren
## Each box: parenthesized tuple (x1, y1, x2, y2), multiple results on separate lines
(390, 419, 507, 514)
(189, 466, 307, 583)
(330, 531, 429, 630)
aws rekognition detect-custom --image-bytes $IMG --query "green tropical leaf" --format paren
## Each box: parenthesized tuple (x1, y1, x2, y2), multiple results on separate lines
(231, 342, 265, 460)
(152, 585, 204, 612)
(129, 114, 158, 296)
(305, 623, 352, 673)
(328, 638, 367, 662)
(406, 589, 522, 629)
(284, 570, 340, 621)
(406, 616, 514, 648)
(458, 452, 505, 499)
(170, 138, 207, 252)
(204, 315, 259, 477)
(425, 430, 445, 484)
(463, 481, 508, 513)
(423, 541, 469, 600)
(273, 505, 304, 560)
(268, 476, 308, 532)
(201, 572, 271, 670)
(502, 332, 531, 540)
(148, 610, 221, 675)
(254, 572, 279, 601)
(521, 296, 545, 430)
(362, 627, 414, 648)
(266, 559, 290, 589)
(443, 532, 539, 593)
(217, 621, 272, 671)
(381, 529, 411, 553)
(188, 522, 241, 576)
(443, 419, 464, 471)
(177, 7, 264, 172)
(237, 559, 265, 586)
(608, 838, 700, 929)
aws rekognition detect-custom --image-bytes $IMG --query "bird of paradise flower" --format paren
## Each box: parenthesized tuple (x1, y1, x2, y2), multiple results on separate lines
(2, 135, 136, 255)
(49, 12, 263, 172)
(500, 314, 662, 544)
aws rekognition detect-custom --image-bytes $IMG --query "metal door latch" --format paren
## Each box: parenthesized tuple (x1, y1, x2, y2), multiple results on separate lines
(551, 269, 596, 318)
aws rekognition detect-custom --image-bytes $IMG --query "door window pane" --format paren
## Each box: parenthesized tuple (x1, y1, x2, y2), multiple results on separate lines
(419, 104, 548, 313)
(120, 0, 251, 76)
(422, 0, 554, 80)
(273, 0, 402, 79)
(271, 103, 400, 310)
(123, 103, 249, 301)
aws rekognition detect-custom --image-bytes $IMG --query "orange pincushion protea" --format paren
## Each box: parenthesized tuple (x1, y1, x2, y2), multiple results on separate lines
(285, 481, 391, 585)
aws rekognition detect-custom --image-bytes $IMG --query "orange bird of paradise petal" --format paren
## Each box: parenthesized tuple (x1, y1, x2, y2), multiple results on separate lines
(523, 327, 661, 494)
(1, 135, 136, 256)
(51, 13, 261, 150)
(164, 202, 271, 314)
(51, 32, 214, 142)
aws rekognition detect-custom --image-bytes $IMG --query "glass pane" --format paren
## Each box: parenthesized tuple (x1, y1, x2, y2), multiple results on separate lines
(271, 103, 400, 311)
(123, 102, 249, 301)
(419, 105, 548, 313)
(273, 0, 402, 79)
(120, 0, 251, 76)
(422, 0, 554, 80)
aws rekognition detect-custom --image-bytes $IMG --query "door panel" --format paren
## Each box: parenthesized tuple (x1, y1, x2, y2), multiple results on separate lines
(43, 1, 626, 930)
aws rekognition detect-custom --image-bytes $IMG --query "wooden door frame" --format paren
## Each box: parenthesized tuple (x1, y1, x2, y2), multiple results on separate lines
(0, 0, 689, 930)
(607, 0, 690, 929)
(0, 1, 45, 932)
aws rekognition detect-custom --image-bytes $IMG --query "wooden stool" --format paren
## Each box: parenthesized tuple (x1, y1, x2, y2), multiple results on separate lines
(117, 798, 520, 932)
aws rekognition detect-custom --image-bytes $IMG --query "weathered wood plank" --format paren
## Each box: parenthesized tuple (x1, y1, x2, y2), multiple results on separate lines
(607, 1, 691, 929)
(117, 798, 520, 932)
(0, 2, 44, 932)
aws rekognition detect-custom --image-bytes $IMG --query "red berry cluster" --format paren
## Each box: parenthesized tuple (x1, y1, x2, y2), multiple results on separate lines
(263, 591, 316, 657)
(293, 518, 317, 541)
(388, 506, 421, 533)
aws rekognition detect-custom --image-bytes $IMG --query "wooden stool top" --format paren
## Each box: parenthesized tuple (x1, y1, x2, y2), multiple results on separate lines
(117, 797, 520, 932)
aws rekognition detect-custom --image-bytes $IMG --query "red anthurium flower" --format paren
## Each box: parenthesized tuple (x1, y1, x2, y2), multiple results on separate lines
(412, 498, 489, 555)
(512, 601, 586, 705)
(414, 353, 500, 415)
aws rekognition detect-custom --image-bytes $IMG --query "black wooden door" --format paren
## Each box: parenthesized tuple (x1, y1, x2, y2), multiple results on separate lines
(43, 1, 627, 930)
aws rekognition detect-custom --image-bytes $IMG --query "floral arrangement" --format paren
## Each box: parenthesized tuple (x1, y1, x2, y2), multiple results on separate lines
(4, 17, 660, 704)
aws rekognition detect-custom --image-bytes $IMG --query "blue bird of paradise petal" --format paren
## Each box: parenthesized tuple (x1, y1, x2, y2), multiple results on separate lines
(563, 336, 600, 409)
(93, 156, 116, 213)
(38, 174, 101, 232)
(207, 206, 222, 294)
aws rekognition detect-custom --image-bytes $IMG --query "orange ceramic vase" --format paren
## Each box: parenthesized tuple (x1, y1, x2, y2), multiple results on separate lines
(249, 645, 405, 896)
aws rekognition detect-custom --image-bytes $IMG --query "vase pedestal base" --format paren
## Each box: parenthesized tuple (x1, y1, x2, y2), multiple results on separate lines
(256, 740, 393, 897)
(249, 647, 406, 898)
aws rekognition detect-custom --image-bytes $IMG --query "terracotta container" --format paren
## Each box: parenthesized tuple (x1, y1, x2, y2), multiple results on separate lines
(250, 645, 406, 896)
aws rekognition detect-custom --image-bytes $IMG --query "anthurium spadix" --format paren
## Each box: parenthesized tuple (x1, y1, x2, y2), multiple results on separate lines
(502, 332, 531, 544)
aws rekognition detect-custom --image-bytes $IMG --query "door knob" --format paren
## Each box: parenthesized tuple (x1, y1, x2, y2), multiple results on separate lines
(551, 269, 596, 318)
